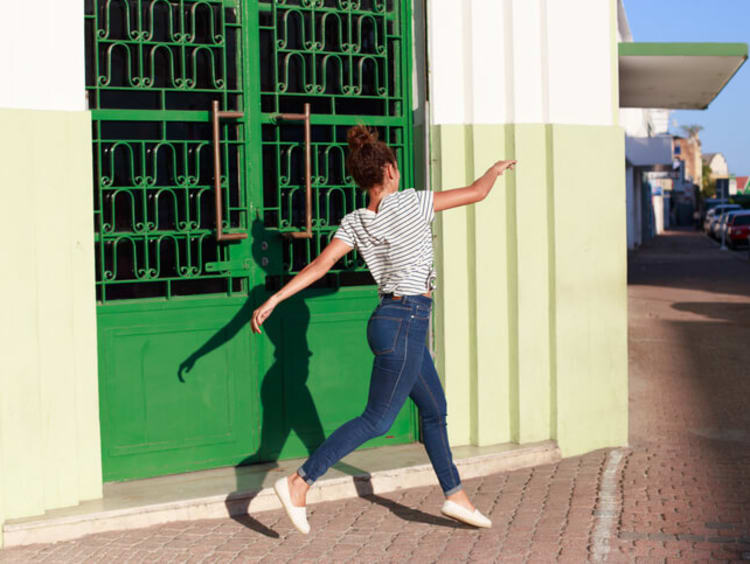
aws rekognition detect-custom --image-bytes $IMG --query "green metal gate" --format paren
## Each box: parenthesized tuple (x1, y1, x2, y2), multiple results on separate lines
(85, 0, 417, 482)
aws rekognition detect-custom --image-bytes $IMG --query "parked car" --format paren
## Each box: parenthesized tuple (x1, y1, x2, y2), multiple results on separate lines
(700, 199, 732, 229)
(708, 205, 741, 238)
(716, 210, 741, 242)
(709, 211, 726, 239)
(725, 211, 750, 248)
(704, 209, 717, 233)
(714, 210, 737, 240)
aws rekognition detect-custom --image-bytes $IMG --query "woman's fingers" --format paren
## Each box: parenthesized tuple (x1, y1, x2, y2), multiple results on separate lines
(251, 309, 265, 334)
(251, 303, 275, 334)
(492, 160, 517, 175)
(492, 160, 516, 176)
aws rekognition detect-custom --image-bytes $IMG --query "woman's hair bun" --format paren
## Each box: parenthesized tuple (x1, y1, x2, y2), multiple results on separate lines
(347, 125, 378, 151)
(345, 124, 395, 189)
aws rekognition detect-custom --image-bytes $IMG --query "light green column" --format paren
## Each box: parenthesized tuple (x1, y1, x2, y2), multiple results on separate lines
(0, 109, 102, 546)
(431, 125, 474, 446)
(550, 124, 628, 456)
(511, 125, 552, 443)
(430, 121, 628, 458)
(468, 126, 514, 446)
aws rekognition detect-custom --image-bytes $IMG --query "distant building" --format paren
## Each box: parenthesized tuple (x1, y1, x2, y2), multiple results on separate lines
(703, 153, 730, 198)
(673, 135, 703, 188)
(703, 152, 730, 180)
(735, 176, 750, 194)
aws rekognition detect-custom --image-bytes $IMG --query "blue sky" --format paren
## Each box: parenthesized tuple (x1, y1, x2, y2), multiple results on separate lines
(624, 0, 749, 175)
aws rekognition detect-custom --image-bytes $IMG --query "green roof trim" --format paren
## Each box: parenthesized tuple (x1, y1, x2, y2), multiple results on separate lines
(619, 42, 748, 58)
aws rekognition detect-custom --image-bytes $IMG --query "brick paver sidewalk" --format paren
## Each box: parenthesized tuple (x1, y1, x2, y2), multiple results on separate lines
(2, 229, 749, 562)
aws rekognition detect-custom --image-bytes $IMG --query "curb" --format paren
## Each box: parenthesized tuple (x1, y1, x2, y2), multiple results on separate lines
(3, 441, 560, 547)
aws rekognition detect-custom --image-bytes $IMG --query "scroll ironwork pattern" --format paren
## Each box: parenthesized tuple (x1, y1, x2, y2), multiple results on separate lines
(258, 0, 414, 282)
(85, 0, 242, 111)
(85, 0, 247, 301)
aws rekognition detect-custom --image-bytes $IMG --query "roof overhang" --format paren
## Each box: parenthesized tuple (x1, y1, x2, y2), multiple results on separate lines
(619, 42, 748, 109)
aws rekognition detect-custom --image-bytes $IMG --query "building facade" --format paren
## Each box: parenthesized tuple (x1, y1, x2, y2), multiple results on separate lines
(0, 0, 629, 545)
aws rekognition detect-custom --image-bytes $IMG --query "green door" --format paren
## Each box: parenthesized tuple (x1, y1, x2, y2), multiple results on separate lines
(86, 0, 417, 482)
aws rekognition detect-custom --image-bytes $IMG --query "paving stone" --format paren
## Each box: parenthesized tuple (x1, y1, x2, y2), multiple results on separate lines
(1, 230, 749, 563)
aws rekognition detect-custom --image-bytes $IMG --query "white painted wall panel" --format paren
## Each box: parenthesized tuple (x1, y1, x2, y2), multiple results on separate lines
(510, 0, 545, 123)
(428, 0, 616, 126)
(546, 0, 614, 125)
(469, 0, 508, 123)
(428, 1, 469, 124)
(0, 2, 85, 111)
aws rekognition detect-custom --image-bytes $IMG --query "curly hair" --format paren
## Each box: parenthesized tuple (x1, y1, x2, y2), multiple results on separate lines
(345, 125, 397, 189)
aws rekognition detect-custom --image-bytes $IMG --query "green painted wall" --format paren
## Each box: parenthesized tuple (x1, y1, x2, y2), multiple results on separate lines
(0, 109, 102, 546)
(431, 123, 628, 457)
(549, 124, 628, 456)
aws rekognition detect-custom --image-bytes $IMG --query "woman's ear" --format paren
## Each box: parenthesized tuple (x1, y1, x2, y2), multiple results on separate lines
(385, 162, 398, 180)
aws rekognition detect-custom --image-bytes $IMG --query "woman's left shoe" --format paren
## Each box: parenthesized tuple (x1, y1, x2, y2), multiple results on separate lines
(441, 500, 492, 528)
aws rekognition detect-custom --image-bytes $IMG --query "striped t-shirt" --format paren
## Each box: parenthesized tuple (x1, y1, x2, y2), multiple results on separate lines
(334, 188, 436, 296)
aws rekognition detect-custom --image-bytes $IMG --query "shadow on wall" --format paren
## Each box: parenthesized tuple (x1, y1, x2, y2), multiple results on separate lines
(176, 220, 372, 535)
(176, 220, 465, 536)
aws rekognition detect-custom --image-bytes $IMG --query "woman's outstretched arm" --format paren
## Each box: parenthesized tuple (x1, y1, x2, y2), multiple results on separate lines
(434, 160, 516, 212)
(250, 238, 353, 334)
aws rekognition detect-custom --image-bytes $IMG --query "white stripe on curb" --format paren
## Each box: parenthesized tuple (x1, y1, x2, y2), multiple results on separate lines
(591, 448, 626, 562)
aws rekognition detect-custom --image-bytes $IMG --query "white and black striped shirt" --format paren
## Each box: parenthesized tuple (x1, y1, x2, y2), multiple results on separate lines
(334, 188, 436, 296)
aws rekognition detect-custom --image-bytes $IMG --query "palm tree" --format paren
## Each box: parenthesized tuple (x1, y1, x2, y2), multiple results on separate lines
(680, 124, 703, 140)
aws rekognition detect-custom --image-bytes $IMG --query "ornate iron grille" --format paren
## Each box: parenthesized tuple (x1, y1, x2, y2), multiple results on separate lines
(258, 0, 414, 284)
(85, 0, 248, 302)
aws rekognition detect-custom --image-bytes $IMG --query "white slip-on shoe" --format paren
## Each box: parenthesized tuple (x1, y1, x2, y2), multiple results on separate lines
(441, 500, 492, 528)
(273, 477, 310, 534)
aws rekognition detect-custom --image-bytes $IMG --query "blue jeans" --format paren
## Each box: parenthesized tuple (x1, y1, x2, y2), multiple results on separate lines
(298, 294, 463, 496)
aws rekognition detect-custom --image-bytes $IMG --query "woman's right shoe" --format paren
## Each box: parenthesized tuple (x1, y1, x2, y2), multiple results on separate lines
(273, 477, 310, 534)
(441, 500, 492, 528)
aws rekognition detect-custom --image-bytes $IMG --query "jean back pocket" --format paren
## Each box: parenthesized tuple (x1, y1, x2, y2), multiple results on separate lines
(366, 316, 402, 356)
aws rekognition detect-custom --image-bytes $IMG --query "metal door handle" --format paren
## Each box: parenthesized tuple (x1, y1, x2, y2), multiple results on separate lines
(275, 103, 312, 239)
(212, 100, 247, 242)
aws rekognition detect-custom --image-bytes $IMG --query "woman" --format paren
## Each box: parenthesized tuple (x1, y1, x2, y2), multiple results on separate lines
(251, 125, 516, 534)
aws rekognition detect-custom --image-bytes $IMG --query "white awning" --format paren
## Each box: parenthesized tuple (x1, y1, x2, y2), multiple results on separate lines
(619, 43, 747, 109)
(625, 135, 673, 167)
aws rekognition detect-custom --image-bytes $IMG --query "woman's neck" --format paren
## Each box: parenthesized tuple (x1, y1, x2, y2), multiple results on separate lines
(366, 184, 396, 212)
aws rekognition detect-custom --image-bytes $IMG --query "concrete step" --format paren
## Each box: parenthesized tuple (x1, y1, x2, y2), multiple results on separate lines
(3, 440, 560, 547)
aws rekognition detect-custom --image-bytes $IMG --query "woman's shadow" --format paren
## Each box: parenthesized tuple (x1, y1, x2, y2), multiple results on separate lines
(177, 221, 464, 536)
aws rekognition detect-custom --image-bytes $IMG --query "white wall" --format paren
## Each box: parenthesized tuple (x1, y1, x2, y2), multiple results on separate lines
(652, 194, 664, 235)
(0, 2, 85, 111)
(620, 108, 651, 137)
(428, 0, 616, 126)
(626, 165, 646, 249)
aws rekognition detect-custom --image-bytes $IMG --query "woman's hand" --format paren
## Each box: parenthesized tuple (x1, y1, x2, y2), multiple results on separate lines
(251, 296, 279, 334)
(249, 238, 353, 335)
(489, 160, 516, 177)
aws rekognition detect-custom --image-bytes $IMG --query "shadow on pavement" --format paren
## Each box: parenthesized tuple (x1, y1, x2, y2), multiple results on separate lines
(628, 228, 750, 299)
(671, 301, 750, 325)
(352, 478, 473, 529)
(626, 228, 750, 553)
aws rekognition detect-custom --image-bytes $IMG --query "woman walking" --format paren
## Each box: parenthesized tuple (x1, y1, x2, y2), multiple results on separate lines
(251, 125, 515, 534)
